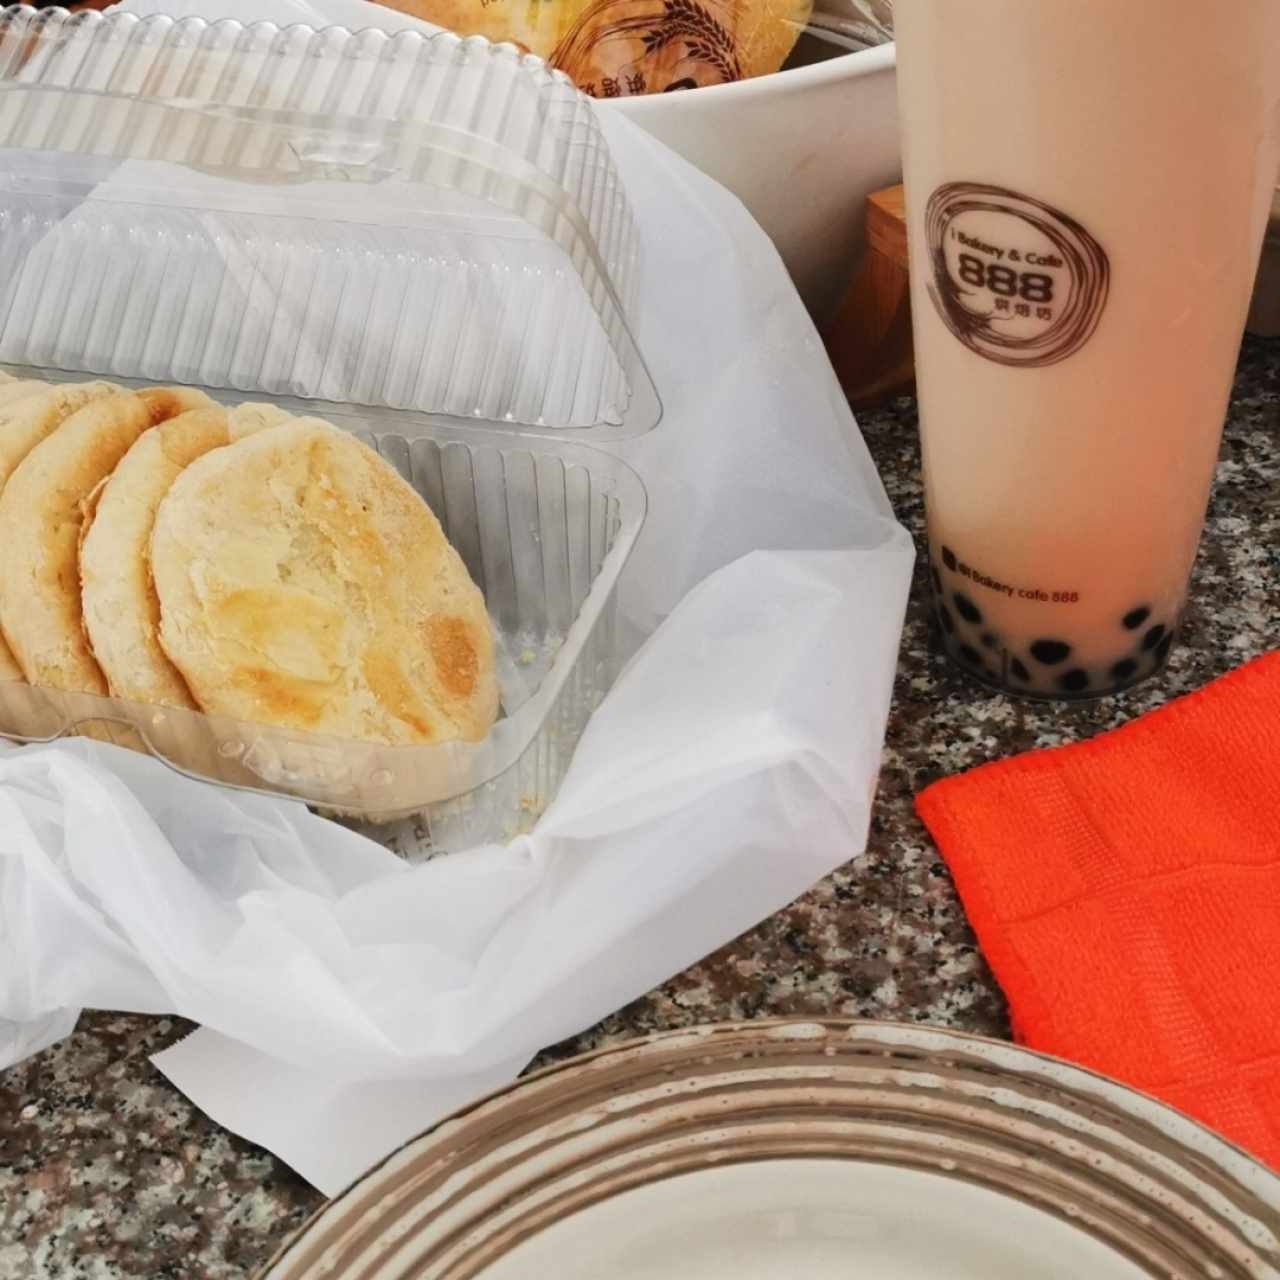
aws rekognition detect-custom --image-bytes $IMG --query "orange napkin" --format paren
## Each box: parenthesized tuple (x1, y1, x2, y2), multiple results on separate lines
(916, 651, 1280, 1169)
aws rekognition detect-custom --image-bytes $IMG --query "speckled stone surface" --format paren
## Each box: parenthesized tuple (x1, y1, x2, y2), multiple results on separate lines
(1, 336, 1276, 1279)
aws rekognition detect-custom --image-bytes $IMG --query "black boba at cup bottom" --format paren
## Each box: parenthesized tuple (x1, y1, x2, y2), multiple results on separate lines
(928, 561, 1178, 701)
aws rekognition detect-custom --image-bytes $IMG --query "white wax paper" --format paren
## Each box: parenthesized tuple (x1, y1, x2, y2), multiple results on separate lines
(0, 0, 913, 1196)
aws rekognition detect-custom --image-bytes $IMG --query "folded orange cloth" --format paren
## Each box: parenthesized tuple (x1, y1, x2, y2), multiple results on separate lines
(916, 651, 1280, 1169)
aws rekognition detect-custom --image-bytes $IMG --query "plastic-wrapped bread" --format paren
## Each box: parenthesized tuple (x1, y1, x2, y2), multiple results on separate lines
(374, 0, 812, 96)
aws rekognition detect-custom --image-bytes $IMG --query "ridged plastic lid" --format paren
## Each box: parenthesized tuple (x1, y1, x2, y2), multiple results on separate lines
(0, 7, 661, 436)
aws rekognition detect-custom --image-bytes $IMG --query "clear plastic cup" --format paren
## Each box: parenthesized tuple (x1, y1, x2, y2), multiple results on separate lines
(896, 0, 1280, 699)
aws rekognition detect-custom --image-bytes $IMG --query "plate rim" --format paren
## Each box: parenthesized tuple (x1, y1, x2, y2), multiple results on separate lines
(258, 1017, 1280, 1278)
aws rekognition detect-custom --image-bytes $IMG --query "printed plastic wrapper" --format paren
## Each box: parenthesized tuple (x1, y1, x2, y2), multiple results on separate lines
(0, 0, 914, 1197)
(806, 0, 891, 51)
(826, 0, 892, 40)
(372, 0, 812, 96)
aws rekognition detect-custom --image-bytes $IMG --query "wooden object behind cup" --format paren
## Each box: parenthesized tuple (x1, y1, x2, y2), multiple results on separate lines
(1246, 186, 1280, 337)
(822, 184, 914, 410)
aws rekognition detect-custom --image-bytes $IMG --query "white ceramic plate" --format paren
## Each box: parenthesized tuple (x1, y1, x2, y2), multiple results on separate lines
(259, 1021, 1280, 1279)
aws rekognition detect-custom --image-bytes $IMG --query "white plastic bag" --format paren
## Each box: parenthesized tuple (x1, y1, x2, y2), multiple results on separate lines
(0, 2, 913, 1194)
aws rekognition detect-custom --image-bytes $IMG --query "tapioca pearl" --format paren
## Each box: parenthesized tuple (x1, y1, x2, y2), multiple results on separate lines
(953, 593, 982, 625)
(1141, 623, 1167, 652)
(957, 643, 983, 666)
(981, 632, 998, 650)
(1111, 658, 1138, 681)
(1030, 639, 1072, 665)
(939, 604, 956, 634)
(1010, 658, 1031, 682)
(1059, 669, 1090, 694)
(1123, 606, 1151, 631)
(1153, 632, 1174, 664)
(930, 565, 943, 594)
(942, 546, 957, 572)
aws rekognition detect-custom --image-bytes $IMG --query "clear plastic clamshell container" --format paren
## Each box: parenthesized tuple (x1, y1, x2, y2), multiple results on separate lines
(0, 6, 656, 853)
(0, 5, 659, 433)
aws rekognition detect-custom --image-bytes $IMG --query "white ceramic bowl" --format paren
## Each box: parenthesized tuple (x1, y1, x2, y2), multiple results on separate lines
(608, 39, 900, 319)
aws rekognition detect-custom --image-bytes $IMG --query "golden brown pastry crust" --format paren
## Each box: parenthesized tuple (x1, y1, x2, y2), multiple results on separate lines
(227, 401, 295, 443)
(151, 418, 498, 745)
(0, 381, 121, 682)
(80, 407, 232, 709)
(0, 386, 213, 693)
(0, 379, 50, 409)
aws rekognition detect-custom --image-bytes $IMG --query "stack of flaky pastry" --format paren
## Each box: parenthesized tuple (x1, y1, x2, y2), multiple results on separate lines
(0, 372, 498, 746)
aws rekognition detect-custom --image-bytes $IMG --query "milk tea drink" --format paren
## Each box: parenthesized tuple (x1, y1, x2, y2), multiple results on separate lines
(896, 0, 1280, 698)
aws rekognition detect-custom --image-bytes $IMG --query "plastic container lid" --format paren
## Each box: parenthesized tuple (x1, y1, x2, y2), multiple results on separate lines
(0, 6, 661, 436)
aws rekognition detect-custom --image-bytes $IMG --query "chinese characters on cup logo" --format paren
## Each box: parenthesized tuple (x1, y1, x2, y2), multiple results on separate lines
(925, 183, 1110, 367)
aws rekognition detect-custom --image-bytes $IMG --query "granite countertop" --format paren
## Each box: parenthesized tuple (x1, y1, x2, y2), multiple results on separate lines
(1, 335, 1276, 1280)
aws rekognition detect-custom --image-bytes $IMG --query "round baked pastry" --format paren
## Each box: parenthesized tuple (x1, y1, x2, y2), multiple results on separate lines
(80, 406, 232, 708)
(0, 386, 213, 693)
(0, 381, 120, 682)
(151, 417, 498, 745)
(373, 0, 809, 95)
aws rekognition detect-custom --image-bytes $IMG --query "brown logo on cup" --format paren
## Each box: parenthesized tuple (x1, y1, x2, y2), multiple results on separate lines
(925, 183, 1110, 368)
